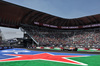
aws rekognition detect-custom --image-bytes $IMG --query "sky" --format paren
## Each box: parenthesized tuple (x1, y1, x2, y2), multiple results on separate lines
(1, 0, 100, 39)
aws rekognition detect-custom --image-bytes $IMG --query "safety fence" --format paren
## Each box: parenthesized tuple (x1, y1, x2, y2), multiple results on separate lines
(0, 46, 13, 50)
(30, 47, 100, 52)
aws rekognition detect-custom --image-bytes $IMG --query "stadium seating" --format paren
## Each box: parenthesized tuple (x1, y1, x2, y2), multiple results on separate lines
(22, 25, 100, 48)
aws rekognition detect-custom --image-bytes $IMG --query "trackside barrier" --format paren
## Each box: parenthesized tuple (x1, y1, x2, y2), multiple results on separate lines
(36, 47, 63, 50)
(53, 47, 63, 50)
(0, 46, 13, 50)
(28, 47, 34, 48)
(77, 48, 89, 51)
(98, 49, 100, 50)
(35, 47, 100, 52)
(44, 47, 54, 49)
(78, 48, 100, 52)
(84, 48, 89, 50)
(78, 48, 84, 50)
(36, 47, 44, 49)
(0, 47, 2, 49)
(90, 49, 98, 51)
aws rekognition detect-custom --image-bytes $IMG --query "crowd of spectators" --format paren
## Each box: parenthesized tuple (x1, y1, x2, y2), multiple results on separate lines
(22, 25, 100, 48)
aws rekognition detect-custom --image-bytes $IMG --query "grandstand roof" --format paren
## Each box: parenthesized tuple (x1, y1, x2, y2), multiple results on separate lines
(0, 0, 100, 29)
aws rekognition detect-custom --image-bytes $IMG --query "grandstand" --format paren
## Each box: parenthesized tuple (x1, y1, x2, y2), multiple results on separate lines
(21, 25, 100, 49)
(0, 0, 100, 49)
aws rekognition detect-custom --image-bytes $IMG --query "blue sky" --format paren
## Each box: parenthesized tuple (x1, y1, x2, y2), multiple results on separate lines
(1, 0, 100, 39)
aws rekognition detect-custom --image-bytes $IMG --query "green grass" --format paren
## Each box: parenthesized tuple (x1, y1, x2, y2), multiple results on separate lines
(0, 55, 100, 66)
(69, 55, 100, 66)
